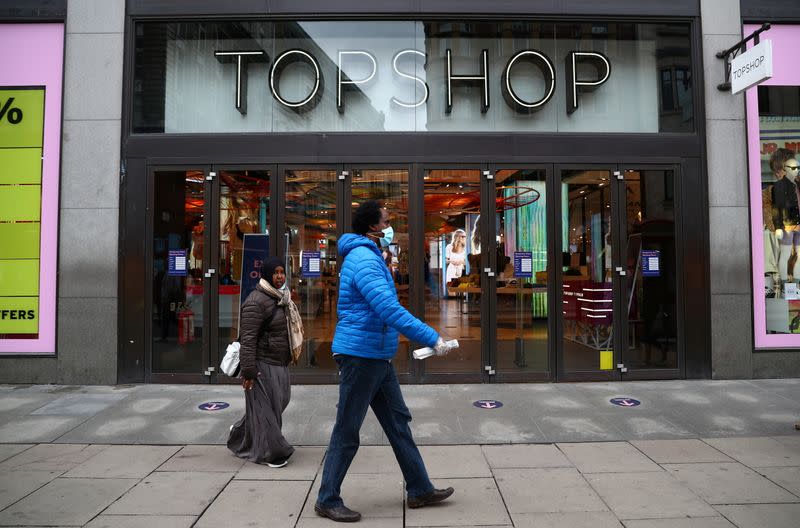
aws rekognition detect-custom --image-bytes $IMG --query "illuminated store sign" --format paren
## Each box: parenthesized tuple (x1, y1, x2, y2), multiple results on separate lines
(214, 48, 610, 116)
(0, 24, 63, 355)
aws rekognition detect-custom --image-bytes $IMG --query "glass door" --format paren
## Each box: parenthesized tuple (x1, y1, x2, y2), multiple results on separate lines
(281, 167, 341, 377)
(619, 167, 681, 378)
(488, 167, 552, 380)
(149, 167, 212, 382)
(421, 167, 487, 381)
(211, 167, 272, 381)
(558, 167, 618, 380)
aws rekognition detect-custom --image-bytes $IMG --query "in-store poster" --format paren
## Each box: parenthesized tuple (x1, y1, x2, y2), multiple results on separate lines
(0, 24, 64, 354)
(239, 234, 269, 308)
(302, 251, 321, 278)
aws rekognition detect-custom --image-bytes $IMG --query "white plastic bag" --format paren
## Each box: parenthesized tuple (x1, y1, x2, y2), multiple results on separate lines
(220, 341, 241, 377)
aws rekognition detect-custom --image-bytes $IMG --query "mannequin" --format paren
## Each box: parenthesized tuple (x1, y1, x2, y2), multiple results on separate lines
(770, 149, 800, 285)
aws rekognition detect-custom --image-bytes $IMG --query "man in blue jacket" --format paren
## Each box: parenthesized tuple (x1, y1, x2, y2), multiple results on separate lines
(315, 200, 456, 522)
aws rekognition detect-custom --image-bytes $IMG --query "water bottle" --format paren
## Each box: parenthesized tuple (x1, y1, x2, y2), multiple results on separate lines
(413, 339, 459, 359)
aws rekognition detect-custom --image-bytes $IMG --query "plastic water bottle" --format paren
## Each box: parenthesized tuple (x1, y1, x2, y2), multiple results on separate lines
(413, 339, 459, 360)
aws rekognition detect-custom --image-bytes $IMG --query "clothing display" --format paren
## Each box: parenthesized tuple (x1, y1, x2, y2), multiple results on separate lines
(771, 177, 800, 231)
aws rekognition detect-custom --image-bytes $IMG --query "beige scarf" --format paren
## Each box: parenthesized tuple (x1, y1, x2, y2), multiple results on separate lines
(259, 278, 304, 365)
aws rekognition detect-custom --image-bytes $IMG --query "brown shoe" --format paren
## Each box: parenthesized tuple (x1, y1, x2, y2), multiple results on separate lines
(407, 487, 455, 509)
(314, 503, 361, 522)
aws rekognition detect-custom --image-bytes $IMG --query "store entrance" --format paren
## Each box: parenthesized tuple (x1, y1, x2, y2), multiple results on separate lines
(144, 163, 680, 383)
(559, 165, 681, 380)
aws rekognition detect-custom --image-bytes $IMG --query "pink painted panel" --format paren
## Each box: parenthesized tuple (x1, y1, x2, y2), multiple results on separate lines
(0, 24, 64, 354)
(745, 24, 800, 348)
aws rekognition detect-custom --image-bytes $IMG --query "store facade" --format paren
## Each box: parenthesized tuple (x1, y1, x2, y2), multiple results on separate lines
(116, 0, 711, 385)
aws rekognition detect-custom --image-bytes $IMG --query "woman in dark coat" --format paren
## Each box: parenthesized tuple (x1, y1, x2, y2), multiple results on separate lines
(227, 257, 304, 467)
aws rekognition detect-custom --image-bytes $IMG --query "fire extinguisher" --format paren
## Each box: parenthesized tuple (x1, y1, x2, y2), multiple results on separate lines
(177, 303, 195, 345)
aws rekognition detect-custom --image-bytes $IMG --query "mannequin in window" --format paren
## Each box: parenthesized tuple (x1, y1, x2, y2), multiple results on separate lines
(223, 196, 259, 282)
(771, 149, 800, 285)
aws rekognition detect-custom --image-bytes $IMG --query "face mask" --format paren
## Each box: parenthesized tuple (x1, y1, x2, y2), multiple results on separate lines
(377, 226, 394, 248)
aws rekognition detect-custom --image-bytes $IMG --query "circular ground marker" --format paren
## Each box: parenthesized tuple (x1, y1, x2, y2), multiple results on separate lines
(610, 397, 640, 407)
(199, 401, 230, 411)
(473, 399, 503, 409)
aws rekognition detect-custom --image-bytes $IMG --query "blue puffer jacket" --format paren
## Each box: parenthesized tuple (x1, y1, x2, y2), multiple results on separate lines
(332, 233, 439, 359)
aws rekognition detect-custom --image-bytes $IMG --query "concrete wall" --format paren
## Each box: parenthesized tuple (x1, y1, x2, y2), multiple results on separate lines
(701, 0, 753, 378)
(0, 0, 124, 384)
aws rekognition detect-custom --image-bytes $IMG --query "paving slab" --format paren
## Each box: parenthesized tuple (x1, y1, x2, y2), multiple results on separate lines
(457, 414, 545, 443)
(156, 445, 245, 472)
(0, 446, 32, 464)
(0, 395, 57, 415)
(53, 414, 155, 444)
(611, 415, 698, 440)
(755, 466, 800, 497)
(534, 415, 625, 443)
(511, 511, 623, 528)
(104, 472, 233, 516)
(344, 446, 401, 475)
(404, 478, 510, 527)
(30, 394, 129, 416)
(630, 440, 733, 464)
(482, 444, 573, 469)
(584, 472, 719, 520)
(0, 417, 85, 444)
(715, 504, 800, 528)
(0, 471, 62, 511)
(702, 437, 800, 467)
(558, 442, 661, 473)
(494, 468, 607, 514)
(409, 415, 470, 445)
(134, 416, 233, 445)
(0, 444, 108, 472)
(194, 480, 310, 528)
(665, 462, 799, 504)
(234, 447, 324, 480)
(0, 477, 137, 526)
(302, 473, 404, 519)
(296, 518, 402, 528)
(62, 445, 179, 478)
(622, 518, 737, 528)
(84, 516, 196, 528)
(419, 445, 492, 478)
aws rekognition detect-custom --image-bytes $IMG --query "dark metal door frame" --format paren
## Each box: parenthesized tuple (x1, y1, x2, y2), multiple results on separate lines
(618, 163, 685, 381)
(145, 164, 213, 384)
(487, 164, 554, 383)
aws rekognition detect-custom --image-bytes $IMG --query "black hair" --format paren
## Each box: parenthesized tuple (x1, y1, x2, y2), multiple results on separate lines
(770, 147, 796, 174)
(352, 200, 383, 235)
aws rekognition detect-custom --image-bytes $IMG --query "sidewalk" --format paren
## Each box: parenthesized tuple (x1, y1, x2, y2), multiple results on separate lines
(1, 380, 799, 527)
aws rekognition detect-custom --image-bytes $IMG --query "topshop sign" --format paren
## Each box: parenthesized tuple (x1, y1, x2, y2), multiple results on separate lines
(214, 47, 610, 116)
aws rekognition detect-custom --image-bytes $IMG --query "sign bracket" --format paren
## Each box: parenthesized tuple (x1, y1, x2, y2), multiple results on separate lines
(716, 23, 770, 91)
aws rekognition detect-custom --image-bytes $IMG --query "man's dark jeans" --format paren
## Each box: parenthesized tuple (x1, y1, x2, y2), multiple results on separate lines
(317, 354, 434, 508)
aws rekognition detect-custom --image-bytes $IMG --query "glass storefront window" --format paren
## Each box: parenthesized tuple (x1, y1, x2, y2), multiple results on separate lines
(747, 24, 800, 349)
(132, 20, 694, 134)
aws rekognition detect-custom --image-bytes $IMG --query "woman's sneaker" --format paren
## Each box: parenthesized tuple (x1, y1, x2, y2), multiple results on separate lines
(266, 456, 290, 468)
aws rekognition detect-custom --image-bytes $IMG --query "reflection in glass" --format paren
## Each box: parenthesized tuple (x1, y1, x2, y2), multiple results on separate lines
(623, 170, 677, 369)
(352, 169, 412, 373)
(285, 169, 338, 373)
(217, 169, 270, 358)
(424, 169, 482, 373)
(561, 170, 613, 372)
(495, 169, 548, 373)
(152, 170, 205, 373)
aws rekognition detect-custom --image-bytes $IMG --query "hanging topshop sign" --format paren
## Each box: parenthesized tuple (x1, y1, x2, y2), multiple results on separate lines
(0, 24, 63, 355)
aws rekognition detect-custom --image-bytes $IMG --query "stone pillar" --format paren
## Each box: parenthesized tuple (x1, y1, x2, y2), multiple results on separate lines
(702, 0, 752, 378)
